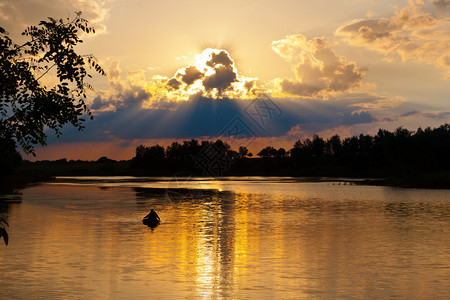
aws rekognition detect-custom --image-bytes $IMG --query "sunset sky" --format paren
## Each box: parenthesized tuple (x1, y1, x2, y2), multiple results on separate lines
(2, 0, 450, 160)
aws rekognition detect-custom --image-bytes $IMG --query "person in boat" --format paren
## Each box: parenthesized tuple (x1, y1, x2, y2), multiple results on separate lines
(145, 209, 160, 222)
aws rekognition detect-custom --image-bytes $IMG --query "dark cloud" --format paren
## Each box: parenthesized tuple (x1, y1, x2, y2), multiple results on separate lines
(46, 96, 381, 144)
(203, 65, 237, 94)
(244, 80, 255, 92)
(91, 96, 111, 110)
(401, 111, 419, 117)
(423, 111, 450, 119)
(167, 78, 182, 90)
(340, 111, 374, 125)
(206, 51, 234, 68)
(181, 66, 203, 85)
(432, 0, 450, 9)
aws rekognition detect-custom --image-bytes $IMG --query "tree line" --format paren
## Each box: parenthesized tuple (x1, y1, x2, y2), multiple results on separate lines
(132, 139, 249, 173)
(132, 123, 450, 176)
(289, 124, 450, 174)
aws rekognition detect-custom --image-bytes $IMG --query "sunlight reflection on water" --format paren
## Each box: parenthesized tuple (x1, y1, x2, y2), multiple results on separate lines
(1, 177, 449, 299)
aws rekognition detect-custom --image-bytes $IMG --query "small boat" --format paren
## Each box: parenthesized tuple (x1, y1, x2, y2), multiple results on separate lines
(142, 216, 160, 228)
(143, 209, 161, 228)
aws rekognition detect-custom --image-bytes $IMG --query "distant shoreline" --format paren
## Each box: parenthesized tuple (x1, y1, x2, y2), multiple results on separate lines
(2, 161, 449, 191)
(3, 123, 449, 191)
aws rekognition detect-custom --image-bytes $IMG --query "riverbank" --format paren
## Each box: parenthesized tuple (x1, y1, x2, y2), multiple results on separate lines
(2, 160, 449, 190)
(361, 171, 450, 189)
(0, 171, 53, 196)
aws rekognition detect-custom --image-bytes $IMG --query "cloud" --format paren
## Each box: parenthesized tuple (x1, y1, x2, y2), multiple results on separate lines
(376, 110, 450, 130)
(95, 49, 258, 107)
(432, 0, 450, 9)
(90, 61, 152, 111)
(0, 0, 109, 36)
(348, 94, 406, 111)
(48, 94, 391, 147)
(42, 71, 440, 161)
(89, 50, 259, 113)
(340, 111, 374, 125)
(271, 34, 367, 98)
(401, 110, 419, 117)
(181, 66, 204, 85)
(203, 65, 237, 94)
(422, 110, 450, 118)
(108, 60, 122, 82)
(79, 56, 406, 150)
(337, 1, 450, 77)
(162, 48, 257, 101)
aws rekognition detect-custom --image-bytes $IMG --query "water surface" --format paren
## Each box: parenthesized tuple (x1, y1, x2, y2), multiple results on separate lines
(1, 177, 449, 299)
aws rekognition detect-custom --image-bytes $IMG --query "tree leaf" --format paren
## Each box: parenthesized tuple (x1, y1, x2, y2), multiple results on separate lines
(0, 228, 8, 246)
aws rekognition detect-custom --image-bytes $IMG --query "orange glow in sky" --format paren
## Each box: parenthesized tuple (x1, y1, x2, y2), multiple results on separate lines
(3, 0, 449, 160)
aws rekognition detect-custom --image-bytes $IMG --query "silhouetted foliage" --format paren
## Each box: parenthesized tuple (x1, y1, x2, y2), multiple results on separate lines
(133, 145, 166, 168)
(97, 156, 116, 163)
(0, 135, 22, 175)
(128, 124, 449, 178)
(290, 124, 450, 175)
(0, 217, 8, 246)
(238, 146, 249, 159)
(276, 148, 287, 158)
(0, 12, 105, 155)
(132, 139, 236, 173)
(257, 146, 277, 158)
(9, 123, 449, 187)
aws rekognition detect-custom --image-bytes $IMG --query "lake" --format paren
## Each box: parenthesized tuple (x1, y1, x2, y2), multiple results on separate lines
(1, 176, 449, 299)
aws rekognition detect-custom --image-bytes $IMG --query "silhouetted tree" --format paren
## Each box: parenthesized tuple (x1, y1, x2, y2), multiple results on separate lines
(342, 136, 359, 167)
(257, 146, 277, 158)
(276, 148, 287, 158)
(311, 135, 325, 163)
(291, 138, 313, 165)
(129, 124, 450, 177)
(373, 128, 394, 168)
(238, 146, 249, 159)
(0, 12, 105, 156)
(213, 139, 231, 152)
(133, 139, 237, 173)
(0, 135, 22, 175)
(288, 124, 450, 175)
(182, 139, 201, 160)
(97, 156, 116, 163)
(133, 144, 165, 168)
(325, 134, 342, 163)
(166, 142, 183, 161)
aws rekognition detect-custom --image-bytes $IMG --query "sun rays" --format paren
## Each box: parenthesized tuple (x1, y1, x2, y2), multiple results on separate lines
(160, 48, 258, 101)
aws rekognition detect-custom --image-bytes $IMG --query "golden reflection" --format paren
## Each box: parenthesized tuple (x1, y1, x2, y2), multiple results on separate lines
(233, 192, 250, 282)
(2, 182, 450, 298)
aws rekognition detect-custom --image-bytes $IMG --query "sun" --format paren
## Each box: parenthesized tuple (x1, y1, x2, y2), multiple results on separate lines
(193, 48, 221, 76)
